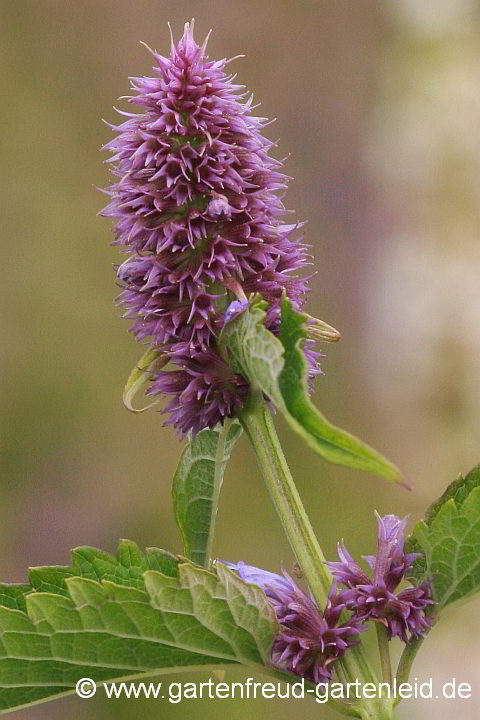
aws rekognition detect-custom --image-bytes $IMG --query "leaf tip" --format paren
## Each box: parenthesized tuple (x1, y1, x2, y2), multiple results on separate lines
(399, 476, 415, 492)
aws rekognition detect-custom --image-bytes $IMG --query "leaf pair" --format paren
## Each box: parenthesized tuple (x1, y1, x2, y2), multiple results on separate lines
(220, 294, 404, 484)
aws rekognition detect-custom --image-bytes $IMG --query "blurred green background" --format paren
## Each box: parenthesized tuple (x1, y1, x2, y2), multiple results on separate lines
(1, 1, 479, 718)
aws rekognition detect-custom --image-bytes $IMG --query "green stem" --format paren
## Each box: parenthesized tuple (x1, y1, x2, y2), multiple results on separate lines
(376, 624, 393, 686)
(239, 394, 386, 718)
(395, 609, 436, 704)
(395, 636, 424, 689)
(239, 394, 330, 606)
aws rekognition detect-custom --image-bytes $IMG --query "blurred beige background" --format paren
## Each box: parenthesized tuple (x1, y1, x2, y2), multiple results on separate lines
(1, 1, 479, 718)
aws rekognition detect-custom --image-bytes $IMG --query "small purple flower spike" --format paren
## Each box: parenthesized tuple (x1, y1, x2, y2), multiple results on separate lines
(101, 21, 321, 437)
(224, 561, 363, 681)
(327, 513, 435, 642)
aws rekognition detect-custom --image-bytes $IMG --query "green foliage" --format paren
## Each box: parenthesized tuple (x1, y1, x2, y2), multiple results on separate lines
(146, 562, 277, 665)
(0, 542, 278, 713)
(220, 295, 403, 483)
(406, 465, 480, 608)
(172, 420, 242, 567)
(0, 586, 30, 614)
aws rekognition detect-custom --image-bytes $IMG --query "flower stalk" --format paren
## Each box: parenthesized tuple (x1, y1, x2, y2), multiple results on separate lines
(376, 623, 393, 686)
(239, 392, 397, 719)
(394, 633, 426, 699)
(238, 390, 331, 608)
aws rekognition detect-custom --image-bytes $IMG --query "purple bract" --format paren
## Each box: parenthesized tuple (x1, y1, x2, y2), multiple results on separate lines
(327, 513, 435, 642)
(224, 561, 363, 681)
(101, 21, 318, 436)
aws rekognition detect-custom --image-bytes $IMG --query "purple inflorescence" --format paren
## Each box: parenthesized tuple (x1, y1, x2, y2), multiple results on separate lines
(101, 21, 319, 436)
(225, 561, 363, 682)
(327, 513, 434, 642)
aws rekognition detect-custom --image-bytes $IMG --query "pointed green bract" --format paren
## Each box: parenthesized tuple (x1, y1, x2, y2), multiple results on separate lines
(220, 295, 403, 484)
(122, 347, 167, 413)
(406, 465, 480, 609)
(172, 420, 242, 567)
(0, 544, 278, 714)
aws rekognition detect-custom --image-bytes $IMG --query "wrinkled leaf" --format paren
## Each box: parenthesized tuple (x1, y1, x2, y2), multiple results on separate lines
(0, 542, 278, 713)
(220, 295, 403, 484)
(406, 465, 480, 608)
(173, 420, 242, 568)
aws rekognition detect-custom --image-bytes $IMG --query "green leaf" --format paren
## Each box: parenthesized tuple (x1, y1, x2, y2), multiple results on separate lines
(406, 465, 480, 608)
(145, 562, 277, 665)
(0, 586, 31, 614)
(172, 420, 242, 568)
(0, 543, 278, 714)
(26, 541, 179, 596)
(220, 295, 403, 484)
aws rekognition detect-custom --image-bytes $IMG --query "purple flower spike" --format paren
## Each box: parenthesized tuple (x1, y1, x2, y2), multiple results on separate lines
(101, 21, 319, 436)
(327, 513, 435, 643)
(225, 561, 363, 681)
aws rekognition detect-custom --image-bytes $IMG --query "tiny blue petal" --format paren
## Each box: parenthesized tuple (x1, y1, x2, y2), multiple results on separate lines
(224, 299, 248, 325)
(221, 560, 293, 594)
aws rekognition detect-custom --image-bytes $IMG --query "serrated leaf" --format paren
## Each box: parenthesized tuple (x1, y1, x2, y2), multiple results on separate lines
(406, 465, 480, 608)
(172, 420, 242, 568)
(146, 562, 277, 665)
(0, 545, 278, 714)
(26, 541, 179, 598)
(220, 295, 403, 484)
(0, 586, 31, 613)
